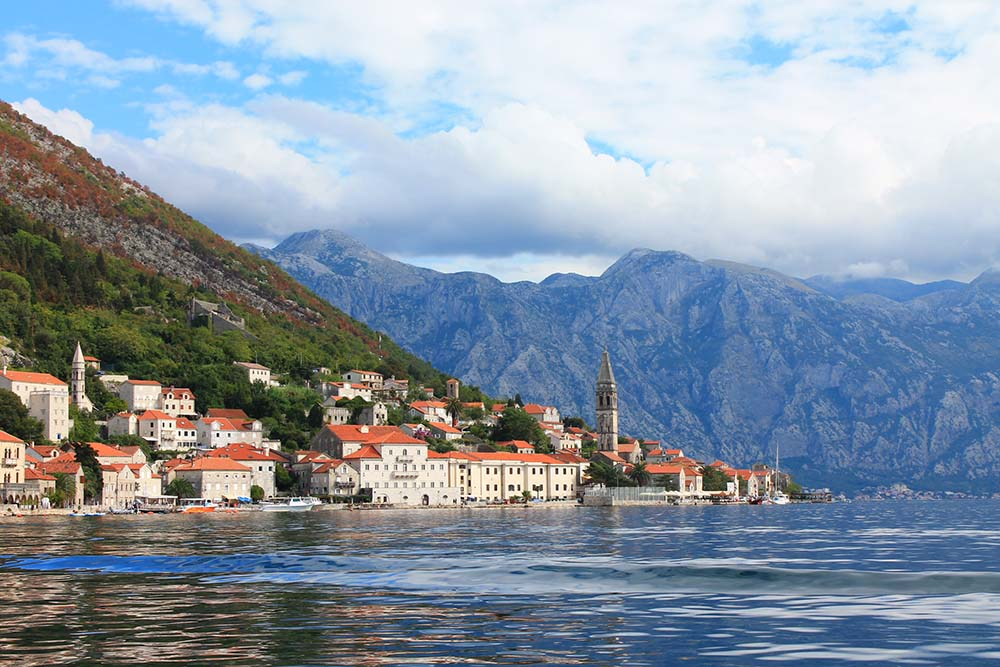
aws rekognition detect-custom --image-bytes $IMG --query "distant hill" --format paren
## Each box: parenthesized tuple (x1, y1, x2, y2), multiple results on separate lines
(253, 228, 1000, 492)
(0, 101, 448, 418)
(804, 275, 966, 301)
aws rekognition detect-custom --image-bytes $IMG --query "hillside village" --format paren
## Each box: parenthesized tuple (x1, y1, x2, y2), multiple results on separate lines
(0, 341, 793, 511)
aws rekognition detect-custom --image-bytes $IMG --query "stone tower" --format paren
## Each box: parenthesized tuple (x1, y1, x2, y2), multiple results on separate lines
(596, 350, 618, 452)
(71, 342, 93, 413)
(446, 378, 460, 400)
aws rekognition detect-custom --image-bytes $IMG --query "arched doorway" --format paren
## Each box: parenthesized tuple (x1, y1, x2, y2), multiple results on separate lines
(421, 494, 430, 506)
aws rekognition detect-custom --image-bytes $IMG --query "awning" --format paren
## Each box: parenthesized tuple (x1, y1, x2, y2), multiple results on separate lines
(237, 496, 252, 503)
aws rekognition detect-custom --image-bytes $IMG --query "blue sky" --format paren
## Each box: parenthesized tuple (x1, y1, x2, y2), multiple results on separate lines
(4, 2, 1000, 283)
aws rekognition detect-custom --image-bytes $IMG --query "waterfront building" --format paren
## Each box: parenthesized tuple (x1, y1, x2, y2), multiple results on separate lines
(307, 458, 360, 497)
(595, 351, 619, 452)
(343, 432, 459, 506)
(310, 424, 406, 459)
(439, 450, 585, 502)
(0, 429, 26, 502)
(171, 457, 253, 501)
(36, 455, 85, 506)
(0, 368, 73, 442)
(205, 443, 282, 498)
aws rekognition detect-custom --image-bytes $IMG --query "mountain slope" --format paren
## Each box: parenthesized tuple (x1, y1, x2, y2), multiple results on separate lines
(253, 229, 1000, 491)
(0, 101, 446, 403)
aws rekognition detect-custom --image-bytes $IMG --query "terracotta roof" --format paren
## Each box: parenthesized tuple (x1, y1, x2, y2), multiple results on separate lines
(24, 467, 56, 481)
(88, 442, 133, 458)
(428, 421, 462, 434)
(176, 418, 197, 429)
(321, 425, 410, 443)
(497, 440, 534, 450)
(161, 387, 194, 397)
(343, 444, 382, 460)
(207, 408, 250, 420)
(175, 457, 252, 472)
(522, 403, 547, 414)
(551, 451, 587, 463)
(312, 459, 345, 473)
(596, 451, 626, 463)
(38, 460, 82, 475)
(295, 450, 332, 463)
(0, 370, 66, 386)
(646, 464, 685, 475)
(234, 362, 269, 370)
(410, 400, 447, 410)
(348, 369, 381, 376)
(82, 355, 100, 362)
(617, 443, 639, 453)
(138, 409, 175, 421)
(0, 429, 24, 444)
(206, 444, 284, 461)
(665, 449, 683, 456)
(125, 379, 161, 386)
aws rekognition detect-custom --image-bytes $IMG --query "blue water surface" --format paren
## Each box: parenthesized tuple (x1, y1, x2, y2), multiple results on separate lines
(2, 500, 1000, 665)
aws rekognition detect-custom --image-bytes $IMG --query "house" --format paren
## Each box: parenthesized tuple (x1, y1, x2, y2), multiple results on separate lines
(343, 432, 458, 506)
(195, 417, 263, 449)
(591, 450, 628, 471)
(343, 370, 383, 390)
(117, 379, 162, 412)
(548, 429, 583, 452)
(100, 462, 162, 509)
(205, 443, 282, 498)
(321, 399, 352, 425)
(25, 444, 62, 463)
(497, 440, 535, 454)
(427, 422, 463, 441)
(82, 355, 101, 371)
(136, 410, 177, 450)
(233, 361, 276, 386)
(171, 457, 254, 501)
(646, 448, 683, 464)
(321, 382, 373, 402)
(408, 400, 449, 422)
(616, 441, 644, 464)
(206, 408, 251, 421)
(359, 403, 388, 426)
(88, 442, 147, 465)
(439, 450, 586, 502)
(0, 429, 26, 501)
(107, 412, 139, 438)
(382, 376, 409, 398)
(0, 369, 73, 441)
(308, 458, 360, 497)
(36, 454, 86, 507)
(310, 424, 413, 459)
(523, 403, 562, 428)
(21, 467, 56, 503)
(158, 387, 196, 417)
(173, 418, 198, 451)
(646, 464, 704, 496)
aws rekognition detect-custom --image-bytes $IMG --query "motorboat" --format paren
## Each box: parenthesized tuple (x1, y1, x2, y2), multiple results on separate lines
(260, 497, 316, 512)
(178, 498, 218, 513)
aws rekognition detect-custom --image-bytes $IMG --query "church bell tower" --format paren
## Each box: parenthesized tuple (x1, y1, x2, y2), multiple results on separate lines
(596, 350, 619, 452)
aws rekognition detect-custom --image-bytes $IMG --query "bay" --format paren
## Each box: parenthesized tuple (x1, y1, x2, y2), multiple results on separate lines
(3, 500, 1000, 665)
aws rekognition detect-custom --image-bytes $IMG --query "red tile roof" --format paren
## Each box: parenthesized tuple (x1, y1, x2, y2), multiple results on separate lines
(138, 409, 175, 421)
(88, 442, 134, 459)
(38, 460, 82, 475)
(428, 421, 462, 434)
(0, 370, 66, 386)
(343, 444, 382, 460)
(24, 467, 56, 481)
(175, 457, 252, 472)
(125, 379, 161, 386)
(0, 429, 24, 444)
(207, 408, 250, 420)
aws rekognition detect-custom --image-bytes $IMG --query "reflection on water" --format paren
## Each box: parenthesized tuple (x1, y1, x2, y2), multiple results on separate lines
(3, 502, 1000, 665)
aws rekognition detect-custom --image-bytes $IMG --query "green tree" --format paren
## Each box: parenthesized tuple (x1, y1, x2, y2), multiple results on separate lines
(627, 461, 652, 486)
(701, 465, 733, 492)
(68, 405, 99, 442)
(520, 490, 533, 503)
(165, 477, 196, 498)
(493, 406, 549, 452)
(0, 388, 44, 442)
(587, 459, 632, 488)
(275, 464, 295, 492)
(47, 472, 76, 508)
(562, 416, 590, 431)
(72, 442, 104, 503)
(445, 396, 464, 427)
(250, 484, 265, 502)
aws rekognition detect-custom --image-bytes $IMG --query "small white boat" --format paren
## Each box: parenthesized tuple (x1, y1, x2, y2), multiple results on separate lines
(770, 491, 791, 505)
(260, 497, 316, 512)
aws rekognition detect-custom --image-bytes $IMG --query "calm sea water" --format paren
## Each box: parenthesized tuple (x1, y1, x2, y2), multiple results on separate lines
(2, 500, 1000, 665)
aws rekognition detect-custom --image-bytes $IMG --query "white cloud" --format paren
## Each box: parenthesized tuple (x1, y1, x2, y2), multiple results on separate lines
(17, 3, 1000, 281)
(12, 97, 98, 149)
(278, 70, 306, 86)
(243, 72, 272, 90)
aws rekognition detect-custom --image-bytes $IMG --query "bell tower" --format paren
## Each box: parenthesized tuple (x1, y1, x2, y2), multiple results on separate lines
(596, 350, 618, 452)
(72, 342, 93, 412)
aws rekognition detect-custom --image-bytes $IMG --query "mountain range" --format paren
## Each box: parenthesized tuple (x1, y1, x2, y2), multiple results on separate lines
(251, 229, 1000, 491)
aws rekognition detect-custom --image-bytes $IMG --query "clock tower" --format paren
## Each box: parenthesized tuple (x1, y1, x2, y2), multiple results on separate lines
(596, 350, 618, 452)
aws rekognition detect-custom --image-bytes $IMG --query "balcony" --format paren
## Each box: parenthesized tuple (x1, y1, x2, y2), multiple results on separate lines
(394, 456, 414, 463)
(2, 458, 19, 466)
(392, 470, 420, 478)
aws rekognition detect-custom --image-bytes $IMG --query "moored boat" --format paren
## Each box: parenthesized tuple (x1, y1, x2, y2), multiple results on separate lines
(260, 497, 316, 512)
(178, 498, 218, 513)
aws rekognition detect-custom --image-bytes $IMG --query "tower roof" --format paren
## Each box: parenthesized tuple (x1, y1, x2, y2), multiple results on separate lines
(598, 350, 616, 385)
(73, 341, 85, 365)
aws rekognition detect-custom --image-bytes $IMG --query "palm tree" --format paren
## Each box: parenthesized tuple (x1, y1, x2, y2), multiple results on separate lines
(445, 396, 464, 427)
(627, 461, 651, 487)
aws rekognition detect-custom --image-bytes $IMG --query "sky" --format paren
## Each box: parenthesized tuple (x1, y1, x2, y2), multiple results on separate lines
(3, 2, 1000, 283)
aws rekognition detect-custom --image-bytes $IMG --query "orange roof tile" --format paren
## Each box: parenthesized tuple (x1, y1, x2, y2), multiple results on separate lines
(175, 457, 252, 472)
(24, 467, 56, 481)
(343, 444, 382, 460)
(138, 409, 175, 421)
(428, 421, 462, 434)
(0, 370, 66, 386)
(0, 429, 24, 444)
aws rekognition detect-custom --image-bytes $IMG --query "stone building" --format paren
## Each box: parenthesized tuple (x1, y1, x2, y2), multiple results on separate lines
(596, 351, 619, 452)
